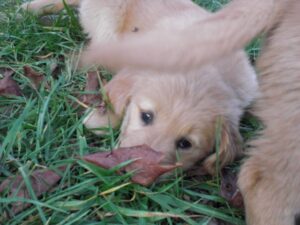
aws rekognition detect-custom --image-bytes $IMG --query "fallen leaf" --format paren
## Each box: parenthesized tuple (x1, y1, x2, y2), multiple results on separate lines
(23, 65, 46, 89)
(220, 169, 244, 208)
(0, 68, 22, 96)
(0, 166, 66, 216)
(83, 145, 181, 186)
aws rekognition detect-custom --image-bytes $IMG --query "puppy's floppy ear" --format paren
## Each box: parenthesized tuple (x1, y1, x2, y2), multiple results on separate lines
(104, 72, 136, 116)
(203, 117, 243, 175)
(83, 72, 136, 135)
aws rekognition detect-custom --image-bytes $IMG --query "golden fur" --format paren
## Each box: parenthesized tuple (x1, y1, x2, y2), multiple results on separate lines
(22, 0, 257, 174)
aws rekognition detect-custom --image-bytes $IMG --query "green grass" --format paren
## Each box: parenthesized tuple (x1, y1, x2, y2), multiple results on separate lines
(0, 1, 261, 224)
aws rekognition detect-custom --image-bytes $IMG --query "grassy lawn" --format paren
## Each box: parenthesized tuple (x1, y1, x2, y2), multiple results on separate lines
(0, 1, 261, 224)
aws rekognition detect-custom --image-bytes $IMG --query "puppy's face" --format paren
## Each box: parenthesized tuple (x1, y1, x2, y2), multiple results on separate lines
(119, 92, 214, 170)
(106, 69, 242, 174)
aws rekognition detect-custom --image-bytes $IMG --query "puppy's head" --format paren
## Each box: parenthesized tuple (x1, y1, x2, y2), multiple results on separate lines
(102, 68, 243, 175)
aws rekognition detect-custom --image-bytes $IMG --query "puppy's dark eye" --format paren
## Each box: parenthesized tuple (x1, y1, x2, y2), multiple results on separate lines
(176, 137, 192, 150)
(141, 111, 154, 125)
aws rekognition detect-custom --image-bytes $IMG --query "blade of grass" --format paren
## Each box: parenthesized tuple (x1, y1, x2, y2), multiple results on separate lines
(1, 98, 35, 159)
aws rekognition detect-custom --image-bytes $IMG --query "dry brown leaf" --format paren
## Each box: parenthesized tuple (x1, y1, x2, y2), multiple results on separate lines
(83, 145, 181, 186)
(0, 68, 22, 96)
(23, 65, 46, 89)
(220, 169, 244, 208)
(0, 166, 66, 216)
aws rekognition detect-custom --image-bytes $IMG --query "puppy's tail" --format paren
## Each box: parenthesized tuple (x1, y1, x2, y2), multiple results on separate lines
(81, 0, 289, 72)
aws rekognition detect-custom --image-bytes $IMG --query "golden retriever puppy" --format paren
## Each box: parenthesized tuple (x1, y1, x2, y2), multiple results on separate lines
(22, 0, 257, 174)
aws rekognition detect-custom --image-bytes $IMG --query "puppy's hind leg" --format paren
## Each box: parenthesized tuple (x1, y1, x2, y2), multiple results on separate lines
(21, 0, 80, 15)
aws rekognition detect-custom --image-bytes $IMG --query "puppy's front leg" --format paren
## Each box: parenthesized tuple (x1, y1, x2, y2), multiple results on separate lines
(21, 0, 80, 15)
